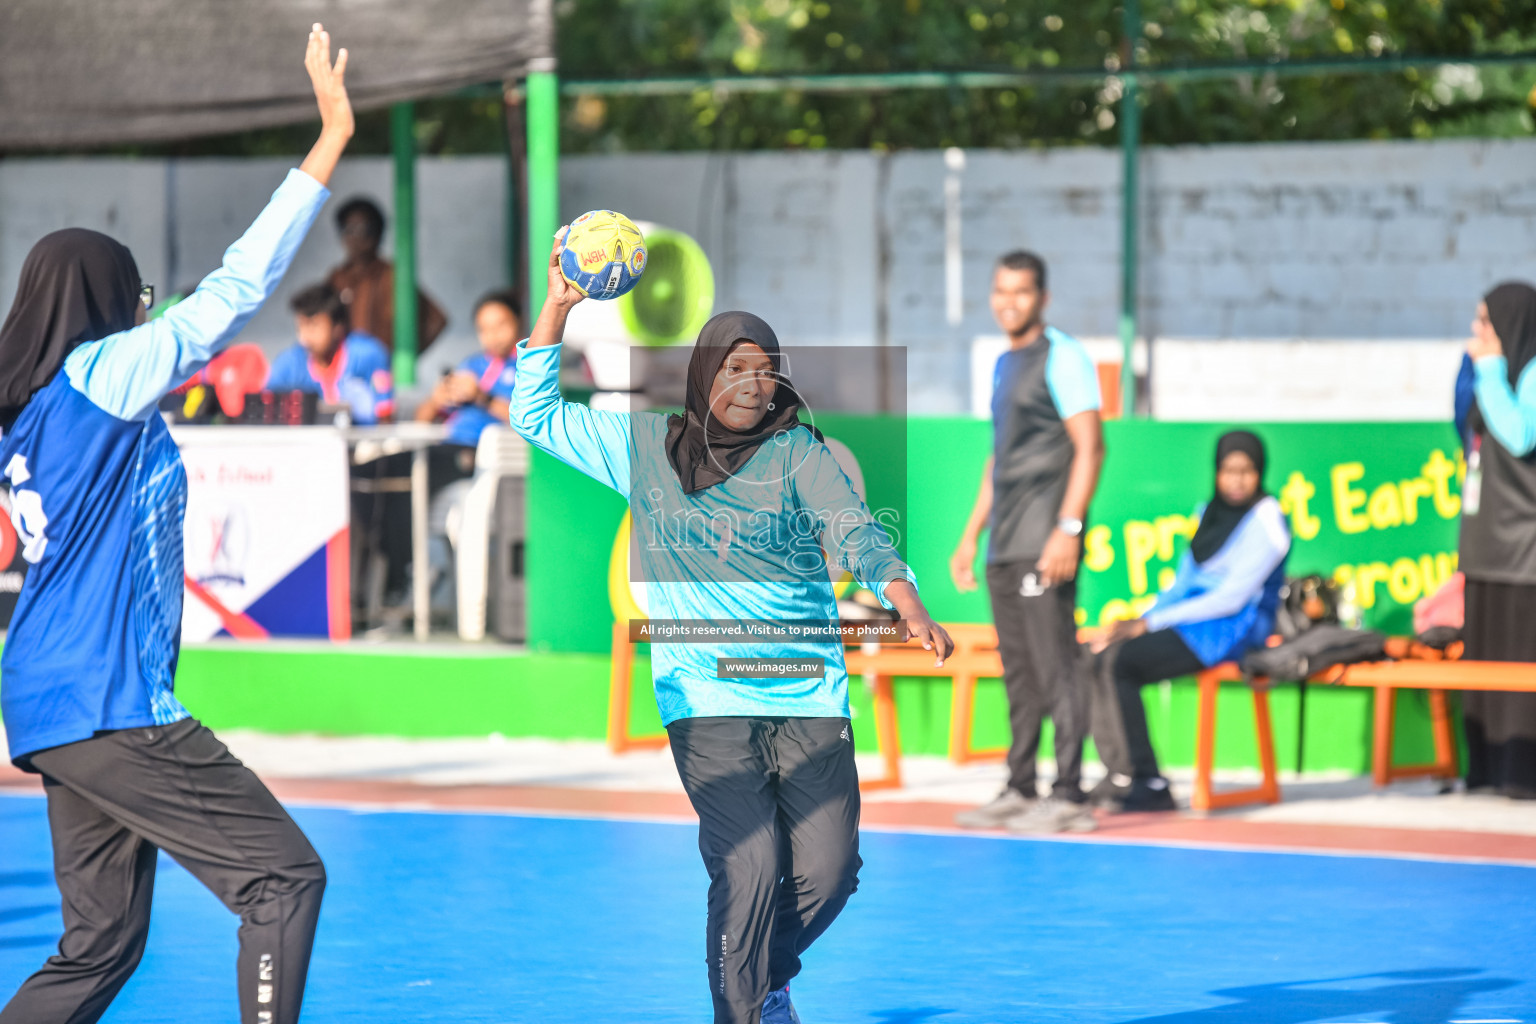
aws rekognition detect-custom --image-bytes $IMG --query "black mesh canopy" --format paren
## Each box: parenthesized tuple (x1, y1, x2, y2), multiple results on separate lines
(0, 0, 551, 149)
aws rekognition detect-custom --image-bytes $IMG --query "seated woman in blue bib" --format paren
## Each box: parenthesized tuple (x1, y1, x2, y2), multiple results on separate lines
(1090, 430, 1291, 812)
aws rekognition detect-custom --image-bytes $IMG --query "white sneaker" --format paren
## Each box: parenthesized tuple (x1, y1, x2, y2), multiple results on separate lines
(954, 788, 1037, 829)
(1004, 796, 1098, 834)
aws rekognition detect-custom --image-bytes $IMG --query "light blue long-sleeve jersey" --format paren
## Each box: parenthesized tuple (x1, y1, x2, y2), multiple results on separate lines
(1472, 355, 1536, 458)
(1, 169, 328, 764)
(510, 340, 915, 724)
(1143, 496, 1290, 666)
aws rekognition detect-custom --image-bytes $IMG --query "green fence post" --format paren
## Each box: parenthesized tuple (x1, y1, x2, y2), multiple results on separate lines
(526, 59, 561, 319)
(391, 101, 419, 387)
(1119, 0, 1142, 419)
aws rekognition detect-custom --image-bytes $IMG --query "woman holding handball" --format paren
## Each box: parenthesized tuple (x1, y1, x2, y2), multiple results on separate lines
(0, 26, 352, 1024)
(513, 226, 953, 1023)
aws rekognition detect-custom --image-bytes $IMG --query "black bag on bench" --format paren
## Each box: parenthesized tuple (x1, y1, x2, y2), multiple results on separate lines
(1240, 625, 1387, 683)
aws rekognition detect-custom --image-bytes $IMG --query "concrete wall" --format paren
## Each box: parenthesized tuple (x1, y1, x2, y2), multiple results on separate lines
(2, 137, 1531, 414)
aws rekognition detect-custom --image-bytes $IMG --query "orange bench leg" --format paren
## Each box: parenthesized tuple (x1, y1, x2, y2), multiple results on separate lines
(1192, 669, 1282, 812)
(947, 672, 1009, 765)
(607, 620, 668, 754)
(1372, 686, 1459, 787)
(1252, 689, 1281, 804)
(861, 674, 903, 792)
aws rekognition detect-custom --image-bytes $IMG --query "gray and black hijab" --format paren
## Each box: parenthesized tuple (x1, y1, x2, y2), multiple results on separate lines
(663, 311, 818, 494)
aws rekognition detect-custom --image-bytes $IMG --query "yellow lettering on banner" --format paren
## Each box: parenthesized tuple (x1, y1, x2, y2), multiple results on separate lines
(1367, 483, 1404, 530)
(1124, 520, 1158, 596)
(1354, 561, 1390, 609)
(1155, 514, 1196, 560)
(1157, 566, 1177, 591)
(1074, 607, 1087, 627)
(1100, 596, 1158, 625)
(1387, 557, 1422, 604)
(1398, 477, 1432, 525)
(1422, 449, 1461, 519)
(1098, 599, 1133, 625)
(1331, 463, 1371, 535)
(1279, 471, 1322, 541)
(1084, 525, 1115, 573)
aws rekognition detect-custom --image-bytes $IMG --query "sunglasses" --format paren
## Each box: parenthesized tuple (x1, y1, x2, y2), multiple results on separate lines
(139, 284, 154, 310)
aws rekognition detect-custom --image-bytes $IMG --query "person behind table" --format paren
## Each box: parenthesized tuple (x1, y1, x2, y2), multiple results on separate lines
(510, 229, 954, 1024)
(415, 289, 521, 460)
(0, 25, 351, 1024)
(1460, 281, 1536, 800)
(267, 281, 394, 424)
(1088, 430, 1290, 811)
(949, 249, 1105, 835)
(327, 196, 447, 356)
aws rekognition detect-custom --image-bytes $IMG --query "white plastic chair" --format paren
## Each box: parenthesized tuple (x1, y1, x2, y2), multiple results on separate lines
(455, 427, 530, 641)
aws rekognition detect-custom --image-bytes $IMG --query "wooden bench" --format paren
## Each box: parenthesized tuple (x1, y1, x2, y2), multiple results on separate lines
(605, 620, 1006, 791)
(1334, 655, 1536, 787)
(606, 618, 1531, 803)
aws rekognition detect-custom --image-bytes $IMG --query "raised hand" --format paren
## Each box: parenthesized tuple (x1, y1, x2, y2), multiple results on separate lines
(546, 227, 587, 311)
(305, 23, 353, 139)
(298, 23, 354, 186)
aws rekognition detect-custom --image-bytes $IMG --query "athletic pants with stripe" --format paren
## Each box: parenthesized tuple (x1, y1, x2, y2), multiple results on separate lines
(0, 718, 326, 1024)
(668, 715, 861, 1024)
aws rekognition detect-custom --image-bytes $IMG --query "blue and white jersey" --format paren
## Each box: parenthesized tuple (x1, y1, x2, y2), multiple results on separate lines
(443, 352, 516, 447)
(267, 330, 395, 425)
(0, 169, 329, 765)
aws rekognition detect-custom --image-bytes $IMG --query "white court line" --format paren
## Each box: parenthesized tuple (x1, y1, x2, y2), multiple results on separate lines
(5, 788, 1535, 870)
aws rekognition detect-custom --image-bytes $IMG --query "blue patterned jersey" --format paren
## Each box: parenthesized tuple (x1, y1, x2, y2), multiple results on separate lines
(266, 331, 395, 424)
(444, 351, 516, 447)
(0, 169, 329, 765)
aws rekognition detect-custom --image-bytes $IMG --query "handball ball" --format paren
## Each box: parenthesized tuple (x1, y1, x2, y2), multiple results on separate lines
(560, 210, 647, 300)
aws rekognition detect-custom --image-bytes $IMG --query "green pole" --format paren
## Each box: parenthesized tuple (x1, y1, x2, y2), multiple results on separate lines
(1119, 0, 1141, 419)
(526, 60, 561, 319)
(390, 102, 419, 386)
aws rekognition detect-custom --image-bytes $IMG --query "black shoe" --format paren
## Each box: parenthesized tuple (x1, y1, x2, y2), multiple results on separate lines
(1088, 773, 1132, 808)
(1118, 778, 1177, 813)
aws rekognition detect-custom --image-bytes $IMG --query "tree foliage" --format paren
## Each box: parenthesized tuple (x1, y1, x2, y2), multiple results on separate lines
(72, 0, 1536, 156)
(559, 0, 1536, 153)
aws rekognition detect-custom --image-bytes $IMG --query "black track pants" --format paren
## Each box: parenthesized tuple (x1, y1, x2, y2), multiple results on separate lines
(667, 716, 861, 1024)
(0, 718, 326, 1024)
(985, 561, 1088, 798)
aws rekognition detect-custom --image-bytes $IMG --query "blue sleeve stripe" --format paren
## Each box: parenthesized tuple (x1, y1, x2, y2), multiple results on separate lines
(1045, 331, 1102, 421)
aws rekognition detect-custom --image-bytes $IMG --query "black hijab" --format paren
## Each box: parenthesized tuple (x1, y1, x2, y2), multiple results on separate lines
(1468, 281, 1536, 439)
(1189, 430, 1267, 564)
(0, 229, 142, 420)
(664, 311, 815, 494)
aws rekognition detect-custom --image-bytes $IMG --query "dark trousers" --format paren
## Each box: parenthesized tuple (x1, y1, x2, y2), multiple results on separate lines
(667, 716, 861, 1024)
(0, 719, 326, 1024)
(985, 561, 1088, 799)
(1088, 629, 1205, 781)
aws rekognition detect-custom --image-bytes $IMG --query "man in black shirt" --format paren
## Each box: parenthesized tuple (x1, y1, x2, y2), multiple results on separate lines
(950, 251, 1106, 834)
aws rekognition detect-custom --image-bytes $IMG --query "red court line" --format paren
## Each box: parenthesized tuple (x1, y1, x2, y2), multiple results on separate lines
(4, 764, 1531, 866)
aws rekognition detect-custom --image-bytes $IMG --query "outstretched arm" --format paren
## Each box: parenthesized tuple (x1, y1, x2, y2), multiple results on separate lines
(509, 228, 635, 493)
(64, 25, 354, 421)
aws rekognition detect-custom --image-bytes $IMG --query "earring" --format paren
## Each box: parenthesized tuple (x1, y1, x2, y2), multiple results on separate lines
(768, 402, 776, 411)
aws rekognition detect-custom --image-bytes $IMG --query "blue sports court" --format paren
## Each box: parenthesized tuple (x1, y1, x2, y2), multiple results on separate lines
(1, 791, 1530, 1023)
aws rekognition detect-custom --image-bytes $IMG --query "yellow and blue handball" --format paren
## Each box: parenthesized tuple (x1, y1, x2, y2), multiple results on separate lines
(560, 210, 647, 300)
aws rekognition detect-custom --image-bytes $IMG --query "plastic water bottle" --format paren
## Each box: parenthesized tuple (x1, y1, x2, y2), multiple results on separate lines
(1337, 580, 1362, 631)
